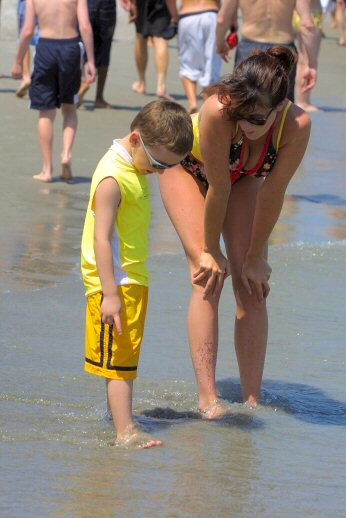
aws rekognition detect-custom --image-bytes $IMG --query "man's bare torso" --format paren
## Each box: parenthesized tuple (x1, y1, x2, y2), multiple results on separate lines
(33, 0, 79, 39)
(240, 0, 296, 43)
(180, 0, 219, 15)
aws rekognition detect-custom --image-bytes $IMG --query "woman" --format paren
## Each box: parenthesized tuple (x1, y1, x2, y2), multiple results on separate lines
(158, 46, 311, 417)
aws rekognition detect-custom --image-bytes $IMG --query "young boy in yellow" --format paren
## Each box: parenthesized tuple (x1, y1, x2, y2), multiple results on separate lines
(81, 100, 193, 448)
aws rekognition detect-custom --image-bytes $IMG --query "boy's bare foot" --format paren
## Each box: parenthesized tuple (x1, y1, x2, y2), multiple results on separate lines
(77, 81, 90, 108)
(94, 99, 112, 109)
(115, 424, 162, 449)
(16, 81, 30, 98)
(33, 172, 53, 183)
(132, 81, 146, 95)
(60, 162, 72, 181)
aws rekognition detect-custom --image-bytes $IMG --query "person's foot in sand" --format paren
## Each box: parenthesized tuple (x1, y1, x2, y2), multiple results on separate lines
(132, 81, 146, 95)
(115, 423, 162, 449)
(60, 162, 73, 181)
(77, 81, 90, 108)
(188, 106, 198, 115)
(157, 90, 174, 101)
(198, 398, 232, 420)
(33, 171, 53, 183)
(94, 98, 112, 109)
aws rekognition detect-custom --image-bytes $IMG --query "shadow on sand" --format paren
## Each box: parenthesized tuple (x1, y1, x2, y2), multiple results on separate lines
(217, 378, 346, 426)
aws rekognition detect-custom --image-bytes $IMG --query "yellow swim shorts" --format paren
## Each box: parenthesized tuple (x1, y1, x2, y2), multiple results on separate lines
(84, 285, 148, 380)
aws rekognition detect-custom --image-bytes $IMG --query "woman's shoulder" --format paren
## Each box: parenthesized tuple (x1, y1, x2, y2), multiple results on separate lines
(199, 94, 236, 132)
(280, 101, 311, 145)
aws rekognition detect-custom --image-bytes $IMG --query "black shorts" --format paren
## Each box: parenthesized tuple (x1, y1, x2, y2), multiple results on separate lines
(235, 39, 298, 102)
(87, 0, 116, 68)
(135, 0, 170, 38)
(29, 37, 81, 110)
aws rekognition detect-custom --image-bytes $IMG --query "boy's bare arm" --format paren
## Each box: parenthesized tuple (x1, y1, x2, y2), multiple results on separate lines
(77, 0, 96, 84)
(94, 177, 122, 334)
(11, 0, 36, 78)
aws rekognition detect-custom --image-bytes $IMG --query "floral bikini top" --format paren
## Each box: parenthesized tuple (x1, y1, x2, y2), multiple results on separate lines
(186, 101, 292, 186)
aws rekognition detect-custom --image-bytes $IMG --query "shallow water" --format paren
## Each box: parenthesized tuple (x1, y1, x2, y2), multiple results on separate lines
(1, 30, 346, 518)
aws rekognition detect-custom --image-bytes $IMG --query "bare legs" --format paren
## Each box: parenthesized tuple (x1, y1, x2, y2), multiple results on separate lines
(159, 166, 267, 409)
(132, 33, 147, 94)
(132, 33, 171, 98)
(60, 103, 77, 179)
(94, 66, 111, 108)
(295, 28, 322, 112)
(181, 76, 198, 114)
(106, 379, 162, 448)
(33, 103, 77, 182)
(336, 0, 346, 46)
(34, 109, 56, 182)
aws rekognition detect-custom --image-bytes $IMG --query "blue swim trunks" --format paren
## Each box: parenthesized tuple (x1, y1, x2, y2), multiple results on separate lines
(29, 37, 82, 110)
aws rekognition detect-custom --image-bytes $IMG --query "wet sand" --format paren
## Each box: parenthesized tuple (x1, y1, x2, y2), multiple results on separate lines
(1, 8, 346, 518)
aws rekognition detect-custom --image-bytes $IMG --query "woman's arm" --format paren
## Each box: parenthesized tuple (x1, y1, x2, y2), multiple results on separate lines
(193, 95, 233, 297)
(94, 177, 122, 334)
(242, 107, 311, 302)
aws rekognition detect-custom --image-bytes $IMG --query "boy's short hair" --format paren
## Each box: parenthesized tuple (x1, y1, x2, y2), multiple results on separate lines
(130, 100, 193, 156)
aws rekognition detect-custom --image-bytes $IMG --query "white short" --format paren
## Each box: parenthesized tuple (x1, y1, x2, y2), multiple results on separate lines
(178, 10, 222, 88)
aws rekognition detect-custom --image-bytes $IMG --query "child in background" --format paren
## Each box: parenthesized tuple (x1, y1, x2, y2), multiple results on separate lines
(81, 100, 193, 448)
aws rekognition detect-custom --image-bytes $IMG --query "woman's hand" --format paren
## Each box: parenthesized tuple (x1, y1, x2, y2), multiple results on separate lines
(241, 254, 272, 303)
(193, 250, 231, 298)
(100, 293, 122, 335)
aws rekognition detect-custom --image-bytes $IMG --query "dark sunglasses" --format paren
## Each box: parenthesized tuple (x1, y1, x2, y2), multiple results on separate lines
(138, 133, 180, 170)
(242, 107, 275, 126)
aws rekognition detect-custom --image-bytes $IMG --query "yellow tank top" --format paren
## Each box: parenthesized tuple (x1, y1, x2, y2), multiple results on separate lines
(81, 141, 150, 296)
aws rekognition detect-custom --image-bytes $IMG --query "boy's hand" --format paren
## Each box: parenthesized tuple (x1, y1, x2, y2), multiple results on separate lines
(11, 62, 23, 79)
(101, 293, 122, 335)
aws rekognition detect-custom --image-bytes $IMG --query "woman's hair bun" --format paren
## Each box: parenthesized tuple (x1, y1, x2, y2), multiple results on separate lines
(266, 45, 297, 75)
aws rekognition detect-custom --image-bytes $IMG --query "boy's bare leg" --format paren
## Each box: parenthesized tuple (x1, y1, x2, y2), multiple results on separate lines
(16, 49, 31, 97)
(106, 379, 162, 449)
(132, 33, 147, 94)
(60, 103, 77, 180)
(181, 76, 198, 114)
(34, 108, 56, 182)
(94, 66, 111, 108)
(153, 36, 172, 99)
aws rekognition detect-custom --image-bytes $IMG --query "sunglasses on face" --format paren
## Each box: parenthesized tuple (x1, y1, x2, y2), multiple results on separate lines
(138, 133, 180, 170)
(242, 107, 275, 126)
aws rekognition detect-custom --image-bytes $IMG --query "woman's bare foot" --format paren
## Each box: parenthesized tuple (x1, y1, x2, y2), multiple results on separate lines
(132, 81, 146, 95)
(33, 172, 53, 183)
(115, 424, 162, 449)
(16, 80, 30, 98)
(198, 399, 232, 420)
(60, 163, 72, 181)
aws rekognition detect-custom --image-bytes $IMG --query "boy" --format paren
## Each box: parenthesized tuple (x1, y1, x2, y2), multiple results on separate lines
(81, 100, 193, 448)
(11, 0, 96, 182)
